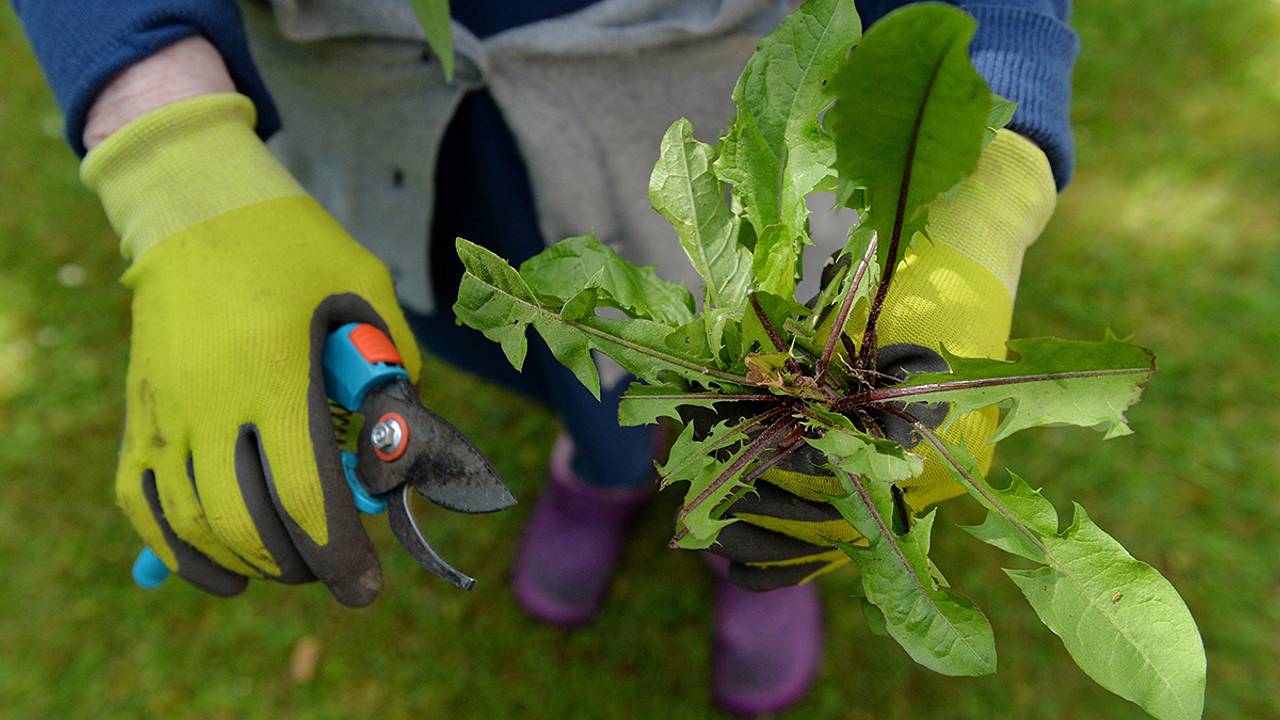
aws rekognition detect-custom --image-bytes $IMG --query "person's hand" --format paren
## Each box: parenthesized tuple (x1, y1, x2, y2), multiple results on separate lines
(84, 92, 422, 606)
(708, 130, 1058, 591)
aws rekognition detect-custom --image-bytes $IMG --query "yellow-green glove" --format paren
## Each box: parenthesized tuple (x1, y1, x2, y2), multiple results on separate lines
(84, 93, 422, 606)
(710, 130, 1057, 591)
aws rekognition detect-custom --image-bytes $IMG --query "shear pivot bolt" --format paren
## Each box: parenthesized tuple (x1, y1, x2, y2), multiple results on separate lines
(370, 420, 400, 449)
(370, 413, 409, 462)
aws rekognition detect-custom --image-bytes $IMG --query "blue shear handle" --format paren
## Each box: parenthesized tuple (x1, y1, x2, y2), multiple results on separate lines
(322, 323, 410, 412)
(132, 547, 171, 589)
(328, 323, 401, 518)
(343, 451, 387, 514)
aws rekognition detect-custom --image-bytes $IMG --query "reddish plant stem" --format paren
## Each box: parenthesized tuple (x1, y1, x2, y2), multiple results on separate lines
(831, 365, 1150, 413)
(738, 439, 806, 487)
(883, 404, 1057, 561)
(628, 392, 782, 405)
(856, 66, 936, 374)
(674, 412, 794, 526)
(879, 405, 924, 435)
(840, 333, 858, 367)
(658, 405, 790, 491)
(815, 234, 878, 386)
(668, 438, 806, 547)
(855, 231, 901, 376)
(794, 402, 878, 447)
(840, 469, 935, 599)
(794, 404, 836, 428)
(749, 292, 801, 375)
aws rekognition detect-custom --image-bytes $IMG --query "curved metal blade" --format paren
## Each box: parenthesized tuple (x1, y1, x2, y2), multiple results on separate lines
(357, 380, 516, 514)
(386, 483, 476, 590)
(405, 407, 516, 514)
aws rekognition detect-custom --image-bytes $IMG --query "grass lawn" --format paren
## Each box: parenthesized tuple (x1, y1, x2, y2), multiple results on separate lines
(2, 2, 1277, 718)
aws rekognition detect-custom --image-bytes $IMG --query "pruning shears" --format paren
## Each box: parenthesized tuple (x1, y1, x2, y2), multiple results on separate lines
(132, 322, 516, 591)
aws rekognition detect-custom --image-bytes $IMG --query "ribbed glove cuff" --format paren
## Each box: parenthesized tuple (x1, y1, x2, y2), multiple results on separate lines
(81, 92, 304, 262)
(926, 129, 1057, 299)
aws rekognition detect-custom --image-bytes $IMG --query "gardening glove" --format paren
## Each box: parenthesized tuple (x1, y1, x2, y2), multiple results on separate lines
(83, 93, 423, 606)
(711, 130, 1057, 591)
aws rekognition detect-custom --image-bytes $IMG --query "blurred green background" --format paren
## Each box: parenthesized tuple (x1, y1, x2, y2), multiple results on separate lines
(2, 2, 1277, 718)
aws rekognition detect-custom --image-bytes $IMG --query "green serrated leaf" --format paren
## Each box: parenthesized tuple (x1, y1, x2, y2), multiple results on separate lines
(715, 0, 861, 298)
(408, 0, 454, 81)
(617, 382, 721, 426)
(827, 4, 990, 265)
(560, 286, 601, 323)
(659, 420, 741, 488)
(802, 408, 923, 483)
(841, 223, 880, 310)
(658, 419, 760, 543)
(984, 93, 1019, 144)
(649, 119, 752, 308)
(705, 309, 744, 369)
(520, 233, 696, 326)
(666, 308, 745, 371)
(861, 596, 889, 637)
(958, 471, 1056, 563)
(664, 317, 716, 364)
(534, 311, 599, 398)
(586, 317, 737, 388)
(452, 236, 541, 370)
(810, 223, 879, 336)
(1004, 507, 1206, 720)
(808, 260, 847, 323)
(453, 238, 751, 398)
(987, 94, 1019, 129)
(929, 438, 1206, 720)
(875, 334, 1157, 441)
(748, 225, 801, 299)
(829, 470, 996, 676)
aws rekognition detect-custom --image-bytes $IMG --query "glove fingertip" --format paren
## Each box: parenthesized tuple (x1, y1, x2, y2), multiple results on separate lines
(324, 561, 383, 608)
(258, 425, 385, 606)
(139, 470, 249, 597)
(182, 564, 250, 598)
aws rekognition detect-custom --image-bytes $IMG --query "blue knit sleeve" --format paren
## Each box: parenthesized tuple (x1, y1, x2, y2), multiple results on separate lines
(11, 0, 280, 157)
(856, 0, 1079, 188)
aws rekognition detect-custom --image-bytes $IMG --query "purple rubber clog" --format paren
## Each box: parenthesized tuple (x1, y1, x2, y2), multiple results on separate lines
(707, 556, 823, 716)
(510, 434, 651, 626)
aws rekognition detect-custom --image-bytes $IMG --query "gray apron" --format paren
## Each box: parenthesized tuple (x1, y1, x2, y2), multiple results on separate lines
(239, 0, 799, 318)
